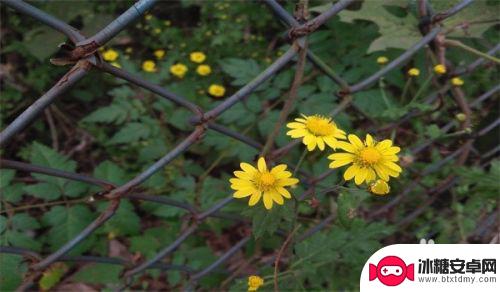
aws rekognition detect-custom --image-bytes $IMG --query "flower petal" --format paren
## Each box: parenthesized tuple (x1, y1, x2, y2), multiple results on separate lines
(329, 159, 352, 168)
(316, 137, 325, 151)
(270, 190, 284, 205)
(240, 162, 257, 174)
(343, 165, 358, 181)
(276, 187, 291, 199)
(286, 128, 307, 138)
(335, 141, 357, 153)
(286, 122, 306, 129)
(366, 134, 374, 147)
(263, 192, 273, 209)
(234, 170, 253, 180)
(277, 177, 299, 186)
(328, 153, 355, 161)
(257, 157, 267, 172)
(348, 134, 364, 149)
(233, 189, 253, 198)
(323, 136, 339, 149)
(248, 191, 262, 206)
(354, 167, 368, 185)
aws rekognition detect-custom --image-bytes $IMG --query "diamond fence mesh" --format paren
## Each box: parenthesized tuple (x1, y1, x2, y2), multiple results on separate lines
(0, 0, 499, 290)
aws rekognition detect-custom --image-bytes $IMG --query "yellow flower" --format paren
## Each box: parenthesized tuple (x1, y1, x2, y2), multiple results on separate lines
(455, 113, 467, 122)
(102, 49, 119, 62)
(408, 68, 420, 77)
(434, 64, 446, 75)
(230, 158, 299, 210)
(377, 56, 388, 65)
(190, 51, 206, 63)
(125, 47, 133, 54)
(164, 20, 171, 26)
(110, 62, 121, 68)
(170, 63, 188, 78)
(247, 275, 264, 291)
(142, 60, 156, 72)
(196, 64, 211, 76)
(328, 134, 402, 185)
(369, 179, 390, 195)
(145, 14, 153, 21)
(153, 28, 161, 35)
(286, 114, 346, 151)
(208, 84, 225, 97)
(451, 77, 464, 86)
(154, 49, 165, 59)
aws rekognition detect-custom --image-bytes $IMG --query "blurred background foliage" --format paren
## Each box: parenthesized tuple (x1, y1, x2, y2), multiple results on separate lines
(0, 0, 498, 291)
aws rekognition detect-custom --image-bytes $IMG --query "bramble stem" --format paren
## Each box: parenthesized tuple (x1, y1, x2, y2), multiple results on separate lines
(445, 39, 500, 64)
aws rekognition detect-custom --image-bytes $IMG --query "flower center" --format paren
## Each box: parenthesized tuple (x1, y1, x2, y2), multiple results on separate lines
(306, 116, 334, 136)
(259, 172, 275, 186)
(360, 147, 381, 164)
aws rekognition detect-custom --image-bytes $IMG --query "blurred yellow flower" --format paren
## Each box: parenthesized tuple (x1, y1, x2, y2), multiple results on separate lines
(170, 63, 188, 78)
(153, 28, 161, 35)
(125, 47, 133, 54)
(455, 113, 467, 122)
(196, 64, 211, 76)
(328, 134, 402, 185)
(451, 77, 464, 86)
(164, 20, 171, 26)
(208, 84, 225, 97)
(145, 14, 153, 21)
(286, 114, 346, 151)
(408, 68, 420, 77)
(377, 56, 388, 65)
(369, 179, 390, 195)
(154, 49, 165, 59)
(102, 49, 119, 62)
(190, 51, 206, 63)
(434, 64, 446, 75)
(142, 60, 156, 72)
(230, 158, 299, 210)
(248, 275, 264, 291)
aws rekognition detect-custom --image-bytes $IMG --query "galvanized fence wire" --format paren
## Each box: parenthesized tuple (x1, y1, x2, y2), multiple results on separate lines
(0, 0, 498, 289)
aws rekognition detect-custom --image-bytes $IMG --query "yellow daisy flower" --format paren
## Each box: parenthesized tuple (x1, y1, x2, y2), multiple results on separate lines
(248, 275, 264, 291)
(196, 64, 212, 76)
(170, 63, 188, 78)
(328, 134, 402, 185)
(377, 56, 388, 65)
(154, 49, 165, 59)
(286, 114, 346, 151)
(102, 49, 119, 62)
(190, 51, 206, 63)
(142, 60, 156, 72)
(230, 157, 299, 210)
(208, 84, 225, 97)
(451, 77, 464, 86)
(434, 64, 446, 75)
(369, 179, 390, 195)
(408, 68, 420, 77)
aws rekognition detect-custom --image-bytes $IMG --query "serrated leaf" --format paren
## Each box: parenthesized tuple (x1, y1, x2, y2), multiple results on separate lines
(11, 213, 40, 231)
(339, 1, 421, 53)
(71, 263, 122, 284)
(23, 182, 61, 201)
(107, 122, 151, 144)
(97, 200, 140, 236)
(93, 161, 127, 185)
(0, 254, 27, 291)
(42, 205, 95, 254)
(219, 58, 262, 86)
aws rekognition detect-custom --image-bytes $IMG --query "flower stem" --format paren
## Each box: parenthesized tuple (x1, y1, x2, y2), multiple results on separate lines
(378, 77, 391, 108)
(401, 77, 413, 102)
(409, 74, 433, 104)
(445, 39, 500, 64)
(293, 148, 308, 176)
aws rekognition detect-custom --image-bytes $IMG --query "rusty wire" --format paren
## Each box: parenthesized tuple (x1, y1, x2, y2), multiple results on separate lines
(0, 0, 498, 289)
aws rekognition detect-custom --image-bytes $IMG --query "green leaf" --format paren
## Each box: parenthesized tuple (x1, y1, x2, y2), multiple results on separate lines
(42, 205, 95, 254)
(219, 58, 262, 86)
(93, 161, 127, 185)
(71, 263, 122, 284)
(107, 122, 151, 144)
(0, 170, 24, 203)
(426, 124, 442, 139)
(23, 182, 61, 201)
(249, 201, 295, 239)
(339, 1, 420, 53)
(39, 263, 67, 291)
(11, 213, 40, 231)
(97, 201, 140, 236)
(0, 254, 27, 291)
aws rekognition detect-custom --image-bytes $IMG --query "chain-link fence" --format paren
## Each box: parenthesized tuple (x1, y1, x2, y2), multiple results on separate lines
(1, 0, 499, 290)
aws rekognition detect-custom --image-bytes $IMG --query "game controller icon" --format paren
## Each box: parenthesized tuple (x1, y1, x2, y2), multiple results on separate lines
(380, 265, 403, 276)
(369, 256, 414, 286)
